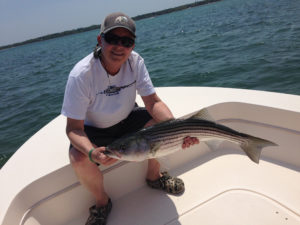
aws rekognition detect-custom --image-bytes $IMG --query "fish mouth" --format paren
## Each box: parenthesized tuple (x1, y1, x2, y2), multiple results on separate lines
(104, 147, 122, 159)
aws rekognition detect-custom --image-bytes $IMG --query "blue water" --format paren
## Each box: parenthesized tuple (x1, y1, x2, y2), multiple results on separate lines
(0, 0, 300, 168)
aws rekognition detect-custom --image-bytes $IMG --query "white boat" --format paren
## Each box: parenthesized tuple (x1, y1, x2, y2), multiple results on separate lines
(1, 87, 300, 225)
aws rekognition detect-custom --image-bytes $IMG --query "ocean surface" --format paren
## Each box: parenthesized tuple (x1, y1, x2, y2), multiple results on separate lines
(0, 0, 299, 168)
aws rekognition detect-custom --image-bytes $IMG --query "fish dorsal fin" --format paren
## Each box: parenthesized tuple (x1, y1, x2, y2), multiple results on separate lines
(189, 108, 215, 121)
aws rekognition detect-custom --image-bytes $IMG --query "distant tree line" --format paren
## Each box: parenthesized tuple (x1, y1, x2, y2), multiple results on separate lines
(0, 25, 100, 51)
(0, 0, 221, 51)
(133, 0, 221, 20)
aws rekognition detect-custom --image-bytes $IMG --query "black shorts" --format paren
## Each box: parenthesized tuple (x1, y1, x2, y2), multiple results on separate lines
(83, 106, 152, 147)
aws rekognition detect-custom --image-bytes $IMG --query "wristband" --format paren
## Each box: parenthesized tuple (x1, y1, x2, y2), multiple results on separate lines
(88, 148, 97, 164)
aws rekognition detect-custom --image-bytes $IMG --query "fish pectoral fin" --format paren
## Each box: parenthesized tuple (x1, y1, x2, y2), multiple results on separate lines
(203, 139, 224, 150)
(150, 142, 161, 157)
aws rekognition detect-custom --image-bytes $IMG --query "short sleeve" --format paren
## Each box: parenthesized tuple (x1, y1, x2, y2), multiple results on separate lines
(136, 58, 155, 96)
(61, 75, 90, 120)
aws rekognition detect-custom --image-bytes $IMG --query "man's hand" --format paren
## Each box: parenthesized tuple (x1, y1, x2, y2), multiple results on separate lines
(91, 147, 118, 165)
(182, 136, 199, 149)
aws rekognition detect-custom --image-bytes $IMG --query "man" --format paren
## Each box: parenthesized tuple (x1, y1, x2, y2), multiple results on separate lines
(61, 12, 198, 225)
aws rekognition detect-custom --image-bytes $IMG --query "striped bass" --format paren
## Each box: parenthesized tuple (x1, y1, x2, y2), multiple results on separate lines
(104, 109, 277, 163)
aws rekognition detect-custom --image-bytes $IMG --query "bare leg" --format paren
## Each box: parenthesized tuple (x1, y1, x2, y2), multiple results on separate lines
(144, 119, 199, 181)
(146, 158, 162, 181)
(69, 147, 109, 207)
(144, 119, 163, 181)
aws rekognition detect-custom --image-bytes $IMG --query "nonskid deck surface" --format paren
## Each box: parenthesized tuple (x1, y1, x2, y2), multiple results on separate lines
(64, 151, 300, 225)
(2, 88, 300, 225)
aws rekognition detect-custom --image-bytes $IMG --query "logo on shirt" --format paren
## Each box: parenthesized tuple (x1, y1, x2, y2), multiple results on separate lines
(96, 80, 136, 96)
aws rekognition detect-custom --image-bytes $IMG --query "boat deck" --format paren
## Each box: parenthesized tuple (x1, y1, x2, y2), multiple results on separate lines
(1, 87, 300, 225)
(64, 147, 300, 225)
(82, 153, 299, 225)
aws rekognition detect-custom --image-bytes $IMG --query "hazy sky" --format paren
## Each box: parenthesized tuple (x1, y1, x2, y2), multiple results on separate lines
(0, 0, 194, 46)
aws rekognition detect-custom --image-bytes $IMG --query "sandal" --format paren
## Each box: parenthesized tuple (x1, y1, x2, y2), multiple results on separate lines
(146, 172, 185, 194)
(85, 198, 112, 225)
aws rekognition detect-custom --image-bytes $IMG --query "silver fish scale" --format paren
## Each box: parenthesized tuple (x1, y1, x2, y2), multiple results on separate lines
(141, 119, 247, 149)
(105, 117, 275, 163)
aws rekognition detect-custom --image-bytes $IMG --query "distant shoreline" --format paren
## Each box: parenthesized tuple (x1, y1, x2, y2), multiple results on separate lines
(0, 0, 221, 51)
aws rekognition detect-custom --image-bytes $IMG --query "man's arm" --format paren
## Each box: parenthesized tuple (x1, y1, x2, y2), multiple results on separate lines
(141, 93, 199, 149)
(66, 118, 94, 153)
(141, 93, 174, 123)
(66, 118, 117, 165)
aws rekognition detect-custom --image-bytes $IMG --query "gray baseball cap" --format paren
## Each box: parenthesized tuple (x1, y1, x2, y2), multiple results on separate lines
(100, 12, 136, 37)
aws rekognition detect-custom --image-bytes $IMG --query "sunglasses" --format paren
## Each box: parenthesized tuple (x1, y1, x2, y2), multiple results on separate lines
(102, 33, 135, 48)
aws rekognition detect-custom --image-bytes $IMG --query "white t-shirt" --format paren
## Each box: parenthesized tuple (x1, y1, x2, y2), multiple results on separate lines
(61, 51, 155, 128)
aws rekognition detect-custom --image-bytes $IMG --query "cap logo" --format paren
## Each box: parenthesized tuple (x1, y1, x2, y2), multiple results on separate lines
(115, 16, 128, 25)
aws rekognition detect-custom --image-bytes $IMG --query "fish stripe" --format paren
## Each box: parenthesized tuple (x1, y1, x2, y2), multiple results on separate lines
(142, 119, 247, 146)
(106, 116, 275, 163)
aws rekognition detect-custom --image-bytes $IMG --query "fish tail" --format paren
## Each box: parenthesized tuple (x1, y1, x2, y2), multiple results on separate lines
(241, 137, 277, 164)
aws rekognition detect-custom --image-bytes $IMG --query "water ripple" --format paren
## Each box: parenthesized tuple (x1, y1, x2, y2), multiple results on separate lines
(1, 0, 300, 168)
